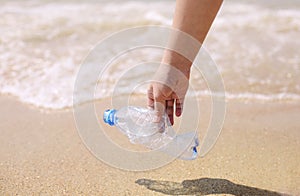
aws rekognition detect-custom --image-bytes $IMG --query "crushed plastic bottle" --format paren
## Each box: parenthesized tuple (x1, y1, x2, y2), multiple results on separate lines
(103, 106, 199, 160)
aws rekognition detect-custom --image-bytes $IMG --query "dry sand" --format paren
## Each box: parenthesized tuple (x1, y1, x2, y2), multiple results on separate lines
(0, 95, 299, 195)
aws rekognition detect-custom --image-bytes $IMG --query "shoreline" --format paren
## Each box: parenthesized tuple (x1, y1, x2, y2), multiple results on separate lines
(0, 95, 299, 195)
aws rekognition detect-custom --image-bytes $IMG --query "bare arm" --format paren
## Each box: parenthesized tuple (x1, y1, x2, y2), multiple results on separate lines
(174, 0, 223, 44)
(163, 0, 223, 76)
(148, 0, 223, 124)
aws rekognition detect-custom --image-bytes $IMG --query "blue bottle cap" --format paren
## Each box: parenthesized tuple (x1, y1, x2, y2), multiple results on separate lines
(103, 109, 116, 126)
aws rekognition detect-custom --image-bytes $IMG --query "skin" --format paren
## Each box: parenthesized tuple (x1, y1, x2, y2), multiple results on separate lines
(147, 0, 223, 125)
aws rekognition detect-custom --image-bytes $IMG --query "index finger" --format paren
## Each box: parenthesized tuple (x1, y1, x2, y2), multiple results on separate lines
(147, 85, 154, 109)
(153, 97, 165, 123)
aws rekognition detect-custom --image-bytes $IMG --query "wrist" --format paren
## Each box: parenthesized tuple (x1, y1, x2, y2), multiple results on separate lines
(161, 50, 192, 79)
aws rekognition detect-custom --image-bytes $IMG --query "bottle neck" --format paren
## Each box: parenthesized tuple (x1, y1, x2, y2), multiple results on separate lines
(104, 109, 116, 126)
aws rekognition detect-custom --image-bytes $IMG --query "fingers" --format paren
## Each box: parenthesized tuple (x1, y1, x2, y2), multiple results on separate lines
(147, 85, 154, 109)
(148, 84, 165, 123)
(175, 98, 184, 117)
(153, 98, 165, 123)
(166, 100, 174, 125)
(147, 83, 177, 125)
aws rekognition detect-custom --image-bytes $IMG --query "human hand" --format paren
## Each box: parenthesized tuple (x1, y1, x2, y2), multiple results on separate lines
(147, 64, 190, 125)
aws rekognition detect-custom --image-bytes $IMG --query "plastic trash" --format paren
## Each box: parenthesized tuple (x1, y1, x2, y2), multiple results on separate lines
(103, 106, 199, 160)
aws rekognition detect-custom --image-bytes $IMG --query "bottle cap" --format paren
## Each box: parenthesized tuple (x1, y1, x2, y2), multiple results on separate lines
(103, 109, 116, 126)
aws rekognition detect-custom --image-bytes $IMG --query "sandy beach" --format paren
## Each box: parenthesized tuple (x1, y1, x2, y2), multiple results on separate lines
(0, 0, 299, 195)
(0, 95, 299, 195)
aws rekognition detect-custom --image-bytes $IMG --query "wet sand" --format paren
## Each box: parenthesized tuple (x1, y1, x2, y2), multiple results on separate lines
(0, 95, 299, 195)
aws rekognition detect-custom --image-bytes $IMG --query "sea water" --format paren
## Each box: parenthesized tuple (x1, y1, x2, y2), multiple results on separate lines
(0, 0, 299, 109)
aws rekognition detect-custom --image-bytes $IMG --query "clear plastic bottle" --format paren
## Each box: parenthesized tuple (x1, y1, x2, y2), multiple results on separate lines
(103, 106, 199, 160)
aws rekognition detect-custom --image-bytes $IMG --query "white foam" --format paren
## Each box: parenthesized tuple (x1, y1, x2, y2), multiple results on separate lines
(193, 90, 300, 102)
(0, 0, 299, 109)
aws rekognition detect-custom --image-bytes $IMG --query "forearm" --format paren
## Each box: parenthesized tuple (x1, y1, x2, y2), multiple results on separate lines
(162, 0, 223, 76)
(173, 0, 223, 44)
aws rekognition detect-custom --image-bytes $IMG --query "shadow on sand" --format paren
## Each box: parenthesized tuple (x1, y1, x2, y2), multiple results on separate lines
(136, 178, 289, 196)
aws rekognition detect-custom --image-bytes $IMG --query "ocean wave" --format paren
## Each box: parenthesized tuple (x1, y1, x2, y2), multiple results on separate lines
(0, 0, 299, 110)
(195, 91, 300, 102)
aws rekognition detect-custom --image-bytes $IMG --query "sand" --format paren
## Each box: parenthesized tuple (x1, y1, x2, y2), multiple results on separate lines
(0, 95, 299, 195)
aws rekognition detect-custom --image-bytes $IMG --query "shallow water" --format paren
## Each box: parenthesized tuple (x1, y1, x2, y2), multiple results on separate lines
(0, 0, 299, 109)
